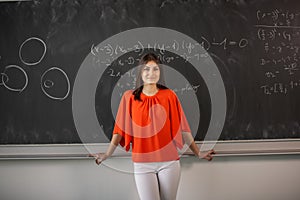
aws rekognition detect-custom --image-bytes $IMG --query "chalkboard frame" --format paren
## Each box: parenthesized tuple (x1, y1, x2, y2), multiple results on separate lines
(1, 139, 300, 159)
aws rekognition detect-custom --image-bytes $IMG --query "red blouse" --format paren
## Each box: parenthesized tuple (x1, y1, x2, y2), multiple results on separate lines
(113, 89, 191, 162)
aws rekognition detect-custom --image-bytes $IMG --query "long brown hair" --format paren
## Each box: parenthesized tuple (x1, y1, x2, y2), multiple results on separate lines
(133, 53, 168, 101)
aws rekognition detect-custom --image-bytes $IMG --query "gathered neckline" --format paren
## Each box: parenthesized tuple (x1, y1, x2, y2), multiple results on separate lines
(141, 89, 160, 98)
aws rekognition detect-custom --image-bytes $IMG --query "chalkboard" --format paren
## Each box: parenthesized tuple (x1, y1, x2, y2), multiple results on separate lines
(1, 0, 300, 145)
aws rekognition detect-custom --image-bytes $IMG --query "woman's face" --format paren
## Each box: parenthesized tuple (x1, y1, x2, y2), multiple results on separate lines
(141, 60, 160, 85)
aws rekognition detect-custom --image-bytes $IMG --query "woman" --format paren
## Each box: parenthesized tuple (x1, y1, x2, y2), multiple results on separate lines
(90, 53, 215, 200)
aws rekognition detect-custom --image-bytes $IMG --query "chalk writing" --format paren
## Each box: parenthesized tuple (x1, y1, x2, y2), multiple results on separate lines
(256, 8, 300, 95)
(172, 84, 201, 95)
(260, 55, 299, 66)
(108, 68, 136, 78)
(261, 42, 300, 54)
(90, 37, 248, 63)
(90, 37, 248, 71)
(257, 28, 300, 41)
(260, 56, 299, 77)
(261, 80, 300, 95)
(264, 71, 280, 78)
(211, 38, 248, 50)
(256, 9, 300, 27)
(90, 34, 248, 99)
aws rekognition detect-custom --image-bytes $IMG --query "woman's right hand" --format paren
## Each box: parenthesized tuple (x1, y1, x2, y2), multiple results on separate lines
(198, 149, 216, 161)
(88, 153, 108, 165)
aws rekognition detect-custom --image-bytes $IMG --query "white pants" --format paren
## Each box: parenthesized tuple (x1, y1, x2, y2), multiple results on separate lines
(133, 160, 181, 200)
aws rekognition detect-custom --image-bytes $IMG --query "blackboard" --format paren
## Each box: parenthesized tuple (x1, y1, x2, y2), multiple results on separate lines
(1, 0, 300, 145)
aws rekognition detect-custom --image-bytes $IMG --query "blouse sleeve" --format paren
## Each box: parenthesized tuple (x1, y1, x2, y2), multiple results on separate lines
(169, 90, 192, 149)
(112, 90, 133, 151)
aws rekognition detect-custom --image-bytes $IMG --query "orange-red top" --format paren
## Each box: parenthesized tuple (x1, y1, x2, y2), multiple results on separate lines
(113, 89, 191, 162)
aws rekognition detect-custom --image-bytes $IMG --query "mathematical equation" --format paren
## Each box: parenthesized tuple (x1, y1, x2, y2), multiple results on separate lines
(260, 54, 299, 76)
(91, 37, 248, 65)
(91, 37, 248, 94)
(256, 9, 300, 95)
(257, 27, 300, 41)
(260, 80, 300, 95)
(256, 9, 300, 27)
(0, 37, 70, 101)
(108, 67, 200, 97)
(262, 42, 300, 54)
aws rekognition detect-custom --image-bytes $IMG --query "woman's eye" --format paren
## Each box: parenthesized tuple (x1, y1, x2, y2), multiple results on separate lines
(143, 68, 150, 71)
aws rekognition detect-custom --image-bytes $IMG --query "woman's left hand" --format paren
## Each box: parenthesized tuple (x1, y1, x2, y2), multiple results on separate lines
(198, 149, 216, 161)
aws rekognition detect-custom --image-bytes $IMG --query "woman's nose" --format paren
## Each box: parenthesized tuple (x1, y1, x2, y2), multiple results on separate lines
(148, 69, 154, 75)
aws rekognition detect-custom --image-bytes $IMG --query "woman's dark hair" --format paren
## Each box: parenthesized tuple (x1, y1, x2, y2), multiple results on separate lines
(133, 53, 168, 101)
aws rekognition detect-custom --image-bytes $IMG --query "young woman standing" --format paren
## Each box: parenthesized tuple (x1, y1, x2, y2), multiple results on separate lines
(90, 53, 215, 200)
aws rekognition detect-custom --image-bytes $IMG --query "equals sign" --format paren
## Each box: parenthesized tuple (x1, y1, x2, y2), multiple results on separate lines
(229, 41, 237, 46)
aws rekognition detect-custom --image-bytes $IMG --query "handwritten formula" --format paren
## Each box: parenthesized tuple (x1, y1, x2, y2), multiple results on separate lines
(256, 9, 300, 95)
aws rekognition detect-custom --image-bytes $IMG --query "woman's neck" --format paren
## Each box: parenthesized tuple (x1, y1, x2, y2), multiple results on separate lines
(142, 84, 158, 96)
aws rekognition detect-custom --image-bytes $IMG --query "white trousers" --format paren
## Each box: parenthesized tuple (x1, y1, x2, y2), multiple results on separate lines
(133, 160, 181, 200)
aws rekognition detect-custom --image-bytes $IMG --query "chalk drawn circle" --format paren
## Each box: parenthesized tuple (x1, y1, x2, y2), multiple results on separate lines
(41, 67, 70, 101)
(19, 37, 46, 66)
(0, 73, 9, 85)
(43, 80, 55, 88)
(1, 65, 28, 92)
(72, 27, 227, 173)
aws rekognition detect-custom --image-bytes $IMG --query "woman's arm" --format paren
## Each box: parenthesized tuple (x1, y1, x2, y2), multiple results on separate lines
(89, 134, 123, 165)
(182, 132, 215, 161)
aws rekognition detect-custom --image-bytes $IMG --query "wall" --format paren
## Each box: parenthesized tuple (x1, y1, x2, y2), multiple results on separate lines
(1, 154, 300, 200)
